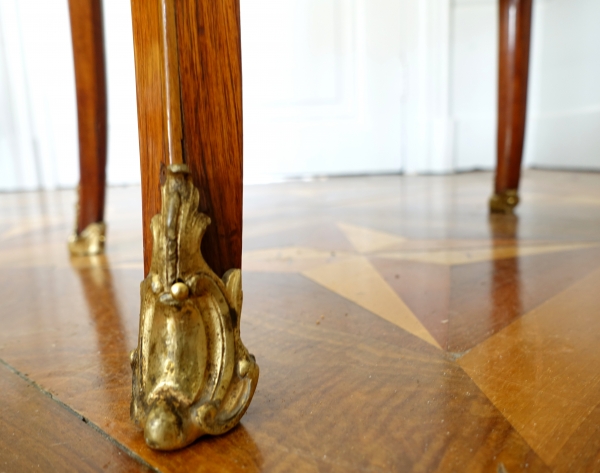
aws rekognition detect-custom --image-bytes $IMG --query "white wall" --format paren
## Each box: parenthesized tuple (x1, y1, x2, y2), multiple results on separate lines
(1, 0, 599, 192)
(450, 0, 497, 170)
(241, 0, 407, 182)
(525, 0, 600, 170)
(241, 0, 458, 178)
(451, 0, 600, 171)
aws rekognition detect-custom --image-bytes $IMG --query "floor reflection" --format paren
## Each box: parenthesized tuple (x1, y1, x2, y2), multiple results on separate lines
(489, 214, 523, 334)
(71, 255, 131, 392)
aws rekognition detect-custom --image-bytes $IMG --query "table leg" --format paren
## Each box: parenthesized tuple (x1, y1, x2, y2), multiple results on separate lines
(129, 0, 257, 451)
(67, 0, 108, 255)
(131, 0, 243, 278)
(491, 0, 533, 214)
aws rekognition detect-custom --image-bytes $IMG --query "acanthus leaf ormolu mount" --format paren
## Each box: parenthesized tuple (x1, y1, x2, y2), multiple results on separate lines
(130, 164, 259, 450)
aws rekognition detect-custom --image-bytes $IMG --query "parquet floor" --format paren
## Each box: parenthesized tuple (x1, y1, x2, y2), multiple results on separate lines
(1, 170, 600, 472)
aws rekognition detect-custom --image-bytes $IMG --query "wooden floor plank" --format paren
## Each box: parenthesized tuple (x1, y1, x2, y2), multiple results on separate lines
(0, 363, 151, 473)
(1, 170, 600, 471)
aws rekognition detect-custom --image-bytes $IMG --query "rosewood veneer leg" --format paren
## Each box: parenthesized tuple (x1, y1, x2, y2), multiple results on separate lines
(129, 0, 258, 450)
(490, 0, 533, 214)
(67, 0, 108, 255)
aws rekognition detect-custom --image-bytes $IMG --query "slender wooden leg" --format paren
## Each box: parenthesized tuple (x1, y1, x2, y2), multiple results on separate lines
(490, 0, 533, 214)
(129, 0, 257, 450)
(131, 0, 243, 278)
(67, 0, 108, 255)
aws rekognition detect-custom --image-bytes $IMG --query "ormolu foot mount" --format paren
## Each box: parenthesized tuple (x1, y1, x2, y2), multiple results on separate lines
(130, 164, 259, 450)
(489, 189, 519, 214)
(68, 222, 106, 256)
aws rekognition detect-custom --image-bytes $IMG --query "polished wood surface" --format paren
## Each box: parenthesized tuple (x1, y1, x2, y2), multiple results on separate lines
(495, 0, 533, 195)
(131, 0, 243, 277)
(0, 363, 150, 472)
(158, 0, 184, 166)
(68, 0, 108, 234)
(1, 170, 600, 471)
(460, 266, 600, 468)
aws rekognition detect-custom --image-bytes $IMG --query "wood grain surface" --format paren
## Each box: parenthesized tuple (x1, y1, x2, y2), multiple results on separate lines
(0, 266, 547, 473)
(68, 0, 108, 234)
(495, 0, 533, 194)
(1, 171, 600, 471)
(0, 363, 150, 472)
(459, 266, 600, 469)
(131, 0, 243, 277)
(447, 247, 600, 352)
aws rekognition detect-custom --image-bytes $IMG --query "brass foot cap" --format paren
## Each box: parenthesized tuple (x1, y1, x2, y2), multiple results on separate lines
(68, 222, 106, 256)
(144, 402, 187, 451)
(489, 190, 519, 215)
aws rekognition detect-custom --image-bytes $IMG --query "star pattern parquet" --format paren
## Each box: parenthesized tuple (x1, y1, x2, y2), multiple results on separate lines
(1, 170, 600, 472)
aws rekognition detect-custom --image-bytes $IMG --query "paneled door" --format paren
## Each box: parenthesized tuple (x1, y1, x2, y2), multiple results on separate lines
(241, 0, 406, 182)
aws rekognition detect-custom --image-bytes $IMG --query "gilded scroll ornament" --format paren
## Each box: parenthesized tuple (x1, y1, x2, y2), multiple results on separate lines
(68, 222, 106, 256)
(130, 164, 259, 450)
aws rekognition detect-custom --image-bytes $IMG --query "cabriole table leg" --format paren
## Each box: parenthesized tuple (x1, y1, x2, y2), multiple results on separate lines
(129, 0, 258, 450)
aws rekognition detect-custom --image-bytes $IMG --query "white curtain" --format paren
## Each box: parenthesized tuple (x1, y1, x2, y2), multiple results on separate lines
(2, 0, 600, 193)
(0, 0, 139, 192)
